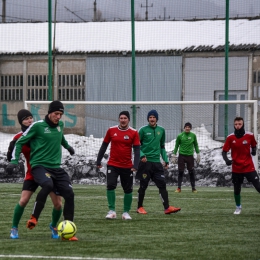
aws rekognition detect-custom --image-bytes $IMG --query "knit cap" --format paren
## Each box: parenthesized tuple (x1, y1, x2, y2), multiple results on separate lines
(48, 100, 64, 114)
(147, 110, 158, 121)
(17, 109, 33, 125)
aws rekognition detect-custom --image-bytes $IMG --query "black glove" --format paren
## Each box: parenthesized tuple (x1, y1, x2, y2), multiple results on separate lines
(225, 160, 232, 166)
(222, 151, 232, 166)
(251, 147, 256, 156)
(67, 146, 75, 155)
(6, 163, 19, 174)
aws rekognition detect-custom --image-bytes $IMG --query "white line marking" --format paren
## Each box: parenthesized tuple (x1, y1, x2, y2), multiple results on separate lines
(0, 256, 148, 260)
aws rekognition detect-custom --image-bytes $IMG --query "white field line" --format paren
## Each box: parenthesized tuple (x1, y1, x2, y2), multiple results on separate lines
(0, 256, 149, 260)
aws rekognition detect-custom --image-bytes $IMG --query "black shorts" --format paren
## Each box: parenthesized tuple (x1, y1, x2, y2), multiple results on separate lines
(106, 165, 133, 193)
(178, 154, 194, 171)
(136, 161, 166, 187)
(232, 171, 259, 185)
(22, 179, 39, 192)
(31, 166, 72, 196)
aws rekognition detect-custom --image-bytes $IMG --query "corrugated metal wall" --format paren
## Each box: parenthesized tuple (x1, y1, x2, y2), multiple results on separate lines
(86, 56, 182, 141)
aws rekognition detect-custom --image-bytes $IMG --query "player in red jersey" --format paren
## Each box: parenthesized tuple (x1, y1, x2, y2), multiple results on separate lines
(8, 109, 62, 239)
(96, 111, 140, 220)
(222, 116, 260, 214)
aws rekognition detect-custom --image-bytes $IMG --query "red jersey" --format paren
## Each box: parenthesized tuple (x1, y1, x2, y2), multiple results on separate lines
(104, 125, 140, 168)
(13, 132, 33, 180)
(222, 131, 257, 173)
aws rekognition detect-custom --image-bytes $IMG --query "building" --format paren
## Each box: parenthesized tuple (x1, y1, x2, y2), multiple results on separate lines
(0, 19, 260, 140)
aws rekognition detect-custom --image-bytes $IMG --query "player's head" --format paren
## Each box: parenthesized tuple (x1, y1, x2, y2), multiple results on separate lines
(184, 122, 192, 132)
(17, 109, 33, 131)
(48, 100, 64, 124)
(147, 110, 158, 127)
(118, 111, 130, 129)
(234, 116, 244, 130)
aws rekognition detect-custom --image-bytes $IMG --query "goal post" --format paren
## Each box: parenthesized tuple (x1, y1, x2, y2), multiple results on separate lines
(24, 100, 258, 170)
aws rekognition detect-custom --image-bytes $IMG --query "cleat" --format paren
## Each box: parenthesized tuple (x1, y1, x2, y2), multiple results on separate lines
(10, 228, 19, 239)
(105, 210, 117, 219)
(164, 206, 181, 214)
(192, 189, 198, 193)
(234, 206, 242, 215)
(26, 215, 38, 230)
(62, 236, 78, 241)
(49, 223, 59, 239)
(136, 207, 147, 214)
(122, 212, 132, 220)
(175, 188, 181, 193)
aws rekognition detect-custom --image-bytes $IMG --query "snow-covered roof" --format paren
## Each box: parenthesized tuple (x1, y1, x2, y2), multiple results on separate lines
(1, 19, 260, 55)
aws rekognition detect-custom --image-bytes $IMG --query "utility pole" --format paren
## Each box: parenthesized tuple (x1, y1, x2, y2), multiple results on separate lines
(93, 0, 97, 22)
(2, 0, 6, 23)
(141, 0, 153, 21)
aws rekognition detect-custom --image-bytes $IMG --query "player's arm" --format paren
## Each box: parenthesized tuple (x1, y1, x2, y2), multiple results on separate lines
(222, 139, 232, 166)
(173, 135, 180, 155)
(132, 145, 140, 170)
(160, 130, 169, 166)
(138, 128, 145, 159)
(7, 139, 17, 162)
(96, 141, 109, 167)
(61, 134, 75, 155)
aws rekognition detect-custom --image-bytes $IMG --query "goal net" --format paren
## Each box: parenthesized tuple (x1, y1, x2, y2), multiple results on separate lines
(24, 100, 258, 171)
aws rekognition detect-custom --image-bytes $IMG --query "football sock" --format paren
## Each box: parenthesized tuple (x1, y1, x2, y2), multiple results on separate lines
(12, 203, 25, 228)
(178, 171, 184, 188)
(51, 207, 62, 227)
(123, 192, 132, 212)
(159, 188, 169, 209)
(107, 189, 116, 211)
(137, 187, 145, 208)
(234, 194, 241, 207)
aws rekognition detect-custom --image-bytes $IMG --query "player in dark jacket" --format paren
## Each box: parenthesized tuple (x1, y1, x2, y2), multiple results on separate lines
(222, 116, 260, 214)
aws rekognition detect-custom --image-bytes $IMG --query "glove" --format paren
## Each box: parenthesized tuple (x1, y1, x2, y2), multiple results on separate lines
(196, 154, 200, 164)
(67, 146, 75, 155)
(171, 154, 178, 164)
(251, 147, 256, 156)
(6, 163, 19, 174)
(225, 160, 232, 166)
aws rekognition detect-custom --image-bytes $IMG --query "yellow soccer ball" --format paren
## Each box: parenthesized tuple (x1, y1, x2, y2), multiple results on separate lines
(57, 220, 77, 240)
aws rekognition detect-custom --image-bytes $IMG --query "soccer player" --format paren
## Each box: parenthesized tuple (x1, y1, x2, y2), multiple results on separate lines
(96, 111, 140, 220)
(172, 122, 200, 193)
(222, 116, 260, 214)
(7, 101, 78, 241)
(8, 109, 63, 239)
(136, 110, 181, 214)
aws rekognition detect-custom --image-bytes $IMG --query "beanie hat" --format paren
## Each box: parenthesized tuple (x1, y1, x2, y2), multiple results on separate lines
(119, 111, 130, 120)
(184, 122, 192, 129)
(17, 109, 33, 125)
(48, 100, 64, 114)
(147, 110, 158, 121)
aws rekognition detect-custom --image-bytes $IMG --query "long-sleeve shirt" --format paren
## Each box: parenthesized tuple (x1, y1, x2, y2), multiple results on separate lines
(222, 131, 257, 173)
(11, 119, 70, 169)
(173, 131, 200, 156)
(138, 124, 168, 163)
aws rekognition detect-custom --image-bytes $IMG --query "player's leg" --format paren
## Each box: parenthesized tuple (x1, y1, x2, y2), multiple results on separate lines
(54, 169, 77, 241)
(187, 156, 197, 192)
(153, 162, 181, 214)
(49, 192, 63, 239)
(175, 155, 185, 192)
(10, 180, 38, 239)
(232, 173, 243, 214)
(136, 162, 151, 214)
(245, 171, 260, 193)
(120, 168, 133, 220)
(105, 166, 119, 219)
(27, 166, 54, 229)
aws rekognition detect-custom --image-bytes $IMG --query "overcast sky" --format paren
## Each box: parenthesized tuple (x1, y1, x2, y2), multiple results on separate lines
(0, 0, 259, 22)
